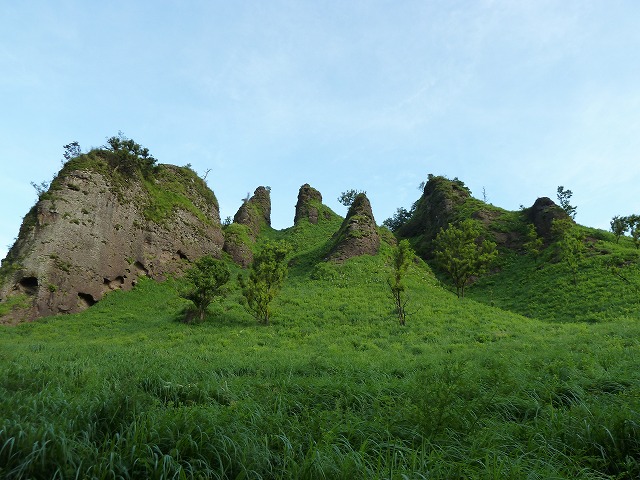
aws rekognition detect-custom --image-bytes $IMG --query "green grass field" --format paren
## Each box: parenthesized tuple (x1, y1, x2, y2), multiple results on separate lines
(1, 220, 639, 479)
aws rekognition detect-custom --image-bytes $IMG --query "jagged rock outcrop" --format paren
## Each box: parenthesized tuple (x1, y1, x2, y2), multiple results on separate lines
(0, 163, 224, 324)
(527, 197, 572, 239)
(328, 193, 380, 262)
(294, 184, 323, 225)
(233, 186, 271, 236)
(397, 175, 471, 241)
(395, 175, 473, 257)
(223, 186, 271, 266)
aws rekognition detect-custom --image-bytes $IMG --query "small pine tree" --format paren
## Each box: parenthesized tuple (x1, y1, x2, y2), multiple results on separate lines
(628, 215, 640, 249)
(382, 207, 413, 232)
(104, 131, 157, 177)
(238, 241, 291, 325)
(62, 141, 81, 163)
(180, 256, 230, 323)
(388, 239, 415, 325)
(610, 215, 628, 243)
(338, 189, 366, 207)
(557, 186, 577, 219)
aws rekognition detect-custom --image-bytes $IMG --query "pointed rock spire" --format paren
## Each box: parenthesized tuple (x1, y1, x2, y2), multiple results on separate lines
(294, 184, 323, 225)
(233, 186, 271, 238)
(328, 193, 380, 262)
(223, 186, 271, 266)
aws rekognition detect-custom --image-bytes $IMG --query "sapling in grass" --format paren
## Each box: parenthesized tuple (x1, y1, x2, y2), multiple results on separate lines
(180, 255, 230, 323)
(238, 240, 291, 325)
(388, 239, 414, 326)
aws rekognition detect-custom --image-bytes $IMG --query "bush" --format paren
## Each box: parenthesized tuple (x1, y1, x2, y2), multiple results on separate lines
(180, 256, 230, 323)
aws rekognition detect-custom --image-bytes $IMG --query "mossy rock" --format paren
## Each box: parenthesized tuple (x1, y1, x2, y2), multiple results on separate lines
(328, 194, 380, 262)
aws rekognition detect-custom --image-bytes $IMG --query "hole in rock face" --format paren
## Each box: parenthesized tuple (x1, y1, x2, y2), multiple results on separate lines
(18, 277, 39, 295)
(134, 262, 149, 276)
(77, 292, 97, 308)
(177, 250, 188, 260)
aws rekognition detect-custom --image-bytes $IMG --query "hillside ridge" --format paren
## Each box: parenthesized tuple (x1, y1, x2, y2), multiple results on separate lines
(1, 142, 637, 325)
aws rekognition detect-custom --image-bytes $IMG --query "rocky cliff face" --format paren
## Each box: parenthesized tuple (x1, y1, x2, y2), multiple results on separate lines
(328, 193, 380, 262)
(0, 161, 224, 323)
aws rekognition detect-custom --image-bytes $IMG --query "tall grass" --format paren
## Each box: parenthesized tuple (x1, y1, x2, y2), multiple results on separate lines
(1, 224, 639, 478)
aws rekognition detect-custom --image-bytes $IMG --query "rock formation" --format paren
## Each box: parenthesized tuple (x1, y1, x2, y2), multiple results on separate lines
(0, 161, 223, 323)
(397, 175, 471, 241)
(527, 197, 572, 240)
(233, 186, 271, 236)
(223, 186, 271, 266)
(294, 184, 323, 225)
(328, 193, 380, 262)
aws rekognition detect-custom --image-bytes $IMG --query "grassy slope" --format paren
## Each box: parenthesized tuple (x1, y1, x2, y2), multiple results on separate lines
(468, 226, 640, 323)
(1, 220, 639, 479)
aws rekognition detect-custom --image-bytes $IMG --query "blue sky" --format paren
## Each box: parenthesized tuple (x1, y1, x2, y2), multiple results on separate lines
(2, 1, 640, 260)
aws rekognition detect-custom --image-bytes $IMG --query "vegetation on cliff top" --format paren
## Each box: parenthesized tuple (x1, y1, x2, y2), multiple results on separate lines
(54, 133, 218, 225)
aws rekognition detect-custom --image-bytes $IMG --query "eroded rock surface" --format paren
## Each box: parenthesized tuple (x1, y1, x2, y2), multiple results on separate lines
(328, 193, 380, 262)
(223, 186, 271, 266)
(527, 197, 572, 239)
(0, 166, 223, 323)
(294, 184, 323, 225)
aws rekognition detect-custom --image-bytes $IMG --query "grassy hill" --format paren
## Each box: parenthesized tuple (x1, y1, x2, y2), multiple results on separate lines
(1, 211, 639, 479)
(468, 226, 640, 323)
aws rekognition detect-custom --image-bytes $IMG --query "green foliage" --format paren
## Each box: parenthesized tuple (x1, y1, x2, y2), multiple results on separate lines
(180, 256, 230, 323)
(1, 259, 639, 478)
(238, 241, 291, 324)
(338, 189, 366, 207)
(141, 165, 217, 224)
(628, 214, 640, 249)
(388, 239, 415, 325)
(62, 141, 81, 162)
(382, 207, 413, 232)
(523, 223, 543, 258)
(104, 131, 157, 178)
(0, 294, 31, 316)
(610, 215, 628, 243)
(395, 174, 501, 258)
(224, 222, 253, 246)
(552, 218, 585, 285)
(557, 185, 577, 219)
(433, 220, 498, 297)
(605, 254, 640, 293)
(469, 224, 640, 322)
(6, 157, 640, 478)
(30, 180, 50, 200)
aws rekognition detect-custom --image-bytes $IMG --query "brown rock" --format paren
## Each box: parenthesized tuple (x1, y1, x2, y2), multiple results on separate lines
(223, 186, 272, 265)
(328, 193, 380, 262)
(527, 197, 571, 239)
(222, 224, 254, 267)
(294, 184, 322, 225)
(233, 186, 271, 237)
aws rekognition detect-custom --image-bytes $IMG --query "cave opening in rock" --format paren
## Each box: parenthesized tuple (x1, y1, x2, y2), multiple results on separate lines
(18, 277, 39, 295)
(77, 292, 97, 308)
